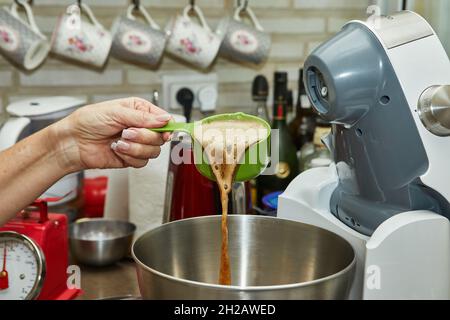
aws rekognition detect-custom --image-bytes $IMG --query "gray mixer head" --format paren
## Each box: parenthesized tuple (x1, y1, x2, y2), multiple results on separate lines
(302, 12, 450, 235)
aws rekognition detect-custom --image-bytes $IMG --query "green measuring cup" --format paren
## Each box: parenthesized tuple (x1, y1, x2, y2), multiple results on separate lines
(152, 112, 271, 182)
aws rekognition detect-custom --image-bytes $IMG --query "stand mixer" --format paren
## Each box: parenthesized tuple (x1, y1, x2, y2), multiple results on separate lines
(278, 11, 450, 299)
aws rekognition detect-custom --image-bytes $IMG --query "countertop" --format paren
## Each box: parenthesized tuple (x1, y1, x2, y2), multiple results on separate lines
(76, 259, 141, 300)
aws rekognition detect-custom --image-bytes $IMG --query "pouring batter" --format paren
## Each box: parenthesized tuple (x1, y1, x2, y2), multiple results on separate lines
(194, 120, 267, 285)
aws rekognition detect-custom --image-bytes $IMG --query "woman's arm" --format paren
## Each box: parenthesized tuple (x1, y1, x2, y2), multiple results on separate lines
(0, 97, 171, 225)
(0, 124, 69, 225)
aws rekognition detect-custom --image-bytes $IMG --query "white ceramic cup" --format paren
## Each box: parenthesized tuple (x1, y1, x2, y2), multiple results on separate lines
(165, 5, 221, 69)
(216, 4, 271, 65)
(51, 3, 112, 68)
(0, 0, 49, 70)
(111, 5, 166, 67)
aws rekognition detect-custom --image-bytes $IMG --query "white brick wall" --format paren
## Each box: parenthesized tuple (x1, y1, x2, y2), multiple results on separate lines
(91, 93, 154, 103)
(307, 41, 324, 54)
(0, 71, 13, 87)
(270, 41, 305, 60)
(295, 0, 369, 9)
(20, 69, 123, 86)
(328, 17, 349, 33)
(0, 0, 366, 113)
(127, 70, 162, 86)
(142, 0, 224, 8)
(251, 0, 291, 8)
(18, 0, 128, 6)
(261, 18, 326, 34)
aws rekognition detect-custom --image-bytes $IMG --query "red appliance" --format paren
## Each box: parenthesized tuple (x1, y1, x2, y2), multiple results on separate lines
(165, 139, 219, 222)
(81, 176, 108, 218)
(0, 200, 81, 300)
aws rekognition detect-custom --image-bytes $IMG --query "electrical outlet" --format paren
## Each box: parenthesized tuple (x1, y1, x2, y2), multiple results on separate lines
(162, 72, 218, 110)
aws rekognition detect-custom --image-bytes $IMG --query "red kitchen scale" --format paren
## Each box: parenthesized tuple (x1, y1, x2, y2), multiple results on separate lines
(0, 200, 82, 300)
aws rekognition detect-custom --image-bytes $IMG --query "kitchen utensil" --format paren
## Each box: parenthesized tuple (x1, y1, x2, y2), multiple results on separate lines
(69, 218, 136, 267)
(0, 96, 85, 206)
(111, 4, 166, 67)
(216, 2, 270, 65)
(176, 87, 194, 122)
(133, 215, 355, 299)
(152, 112, 271, 182)
(0, 200, 81, 300)
(164, 4, 221, 69)
(51, 3, 112, 68)
(0, 0, 50, 70)
(278, 11, 450, 299)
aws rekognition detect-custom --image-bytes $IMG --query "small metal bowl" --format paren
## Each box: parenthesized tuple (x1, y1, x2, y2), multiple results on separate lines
(69, 218, 136, 267)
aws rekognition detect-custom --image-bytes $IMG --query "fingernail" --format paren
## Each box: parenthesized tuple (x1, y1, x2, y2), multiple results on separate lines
(116, 140, 130, 151)
(155, 114, 172, 122)
(122, 129, 138, 140)
(110, 142, 117, 151)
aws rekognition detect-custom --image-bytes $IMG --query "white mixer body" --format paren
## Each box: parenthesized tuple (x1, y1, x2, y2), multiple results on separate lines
(279, 11, 450, 299)
(361, 11, 450, 202)
(279, 166, 450, 299)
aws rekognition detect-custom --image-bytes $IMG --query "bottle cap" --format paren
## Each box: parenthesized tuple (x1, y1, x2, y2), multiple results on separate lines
(313, 126, 331, 146)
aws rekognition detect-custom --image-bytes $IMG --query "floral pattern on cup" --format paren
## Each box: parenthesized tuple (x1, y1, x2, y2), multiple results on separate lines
(216, 5, 270, 65)
(0, 25, 19, 52)
(178, 36, 202, 56)
(229, 29, 258, 54)
(110, 5, 166, 67)
(165, 5, 221, 69)
(51, 3, 112, 68)
(67, 35, 93, 53)
(121, 30, 152, 54)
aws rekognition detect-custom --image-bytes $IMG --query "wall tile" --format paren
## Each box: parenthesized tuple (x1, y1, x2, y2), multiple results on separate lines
(27, 0, 128, 6)
(328, 17, 349, 33)
(294, 0, 369, 9)
(307, 41, 324, 54)
(251, 0, 291, 8)
(141, 0, 224, 8)
(91, 93, 154, 103)
(270, 41, 305, 59)
(127, 70, 162, 85)
(0, 71, 13, 87)
(20, 69, 123, 86)
(261, 18, 326, 34)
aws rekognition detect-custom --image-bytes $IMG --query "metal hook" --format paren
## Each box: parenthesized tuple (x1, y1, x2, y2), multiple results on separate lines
(132, 0, 140, 10)
(237, 0, 249, 10)
(14, 0, 33, 5)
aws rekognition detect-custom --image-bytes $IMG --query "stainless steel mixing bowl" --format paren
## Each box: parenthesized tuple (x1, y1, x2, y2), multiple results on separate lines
(69, 218, 136, 267)
(132, 215, 355, 299)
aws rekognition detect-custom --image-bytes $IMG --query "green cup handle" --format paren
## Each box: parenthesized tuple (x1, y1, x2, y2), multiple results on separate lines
(150, 122, 194, 134)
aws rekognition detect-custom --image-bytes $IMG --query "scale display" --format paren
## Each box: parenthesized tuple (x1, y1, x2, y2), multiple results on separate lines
(0, 231, 46, 300)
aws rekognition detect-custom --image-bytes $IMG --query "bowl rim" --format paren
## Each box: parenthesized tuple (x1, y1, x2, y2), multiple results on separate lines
(131, 214, 356, 291)
(69, 218, 136, 241)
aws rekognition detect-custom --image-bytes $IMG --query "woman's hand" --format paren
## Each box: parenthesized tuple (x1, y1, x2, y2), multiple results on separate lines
(50, 97, 171, 172)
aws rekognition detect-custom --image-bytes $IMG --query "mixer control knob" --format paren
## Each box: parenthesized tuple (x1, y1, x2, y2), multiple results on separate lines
(320, 86, 328, 98)
(418, 85, 450, 136)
